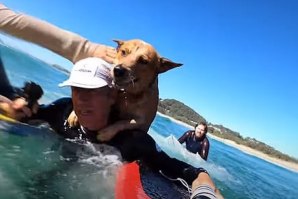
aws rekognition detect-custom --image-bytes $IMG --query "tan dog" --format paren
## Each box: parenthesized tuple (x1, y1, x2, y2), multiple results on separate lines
(97, 39, 182, 141)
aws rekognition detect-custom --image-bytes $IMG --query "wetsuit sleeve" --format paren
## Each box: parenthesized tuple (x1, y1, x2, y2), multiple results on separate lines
(111, 131, 202, 185)
(0, 4, 102, 63)
(30, 97, 73, 133)
(178, 130, 191, 144)
(200, 138, 210, 161)
(0, 53, 15, 99)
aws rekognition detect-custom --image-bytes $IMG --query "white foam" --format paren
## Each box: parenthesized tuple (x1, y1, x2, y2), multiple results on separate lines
(65, 139, 123, 169)
(148, 129, 234, 181)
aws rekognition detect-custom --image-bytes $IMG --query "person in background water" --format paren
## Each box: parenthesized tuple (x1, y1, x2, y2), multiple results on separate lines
(179, 122, 210, 161)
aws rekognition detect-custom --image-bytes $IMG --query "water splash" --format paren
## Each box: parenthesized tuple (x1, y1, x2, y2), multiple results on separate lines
(148, 129, 233, 182)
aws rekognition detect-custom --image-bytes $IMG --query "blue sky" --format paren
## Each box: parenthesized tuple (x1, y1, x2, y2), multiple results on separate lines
(1, 0, 298, 158)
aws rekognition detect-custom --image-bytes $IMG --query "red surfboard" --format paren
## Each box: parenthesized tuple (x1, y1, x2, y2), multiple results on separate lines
(115, 161, 151, 199)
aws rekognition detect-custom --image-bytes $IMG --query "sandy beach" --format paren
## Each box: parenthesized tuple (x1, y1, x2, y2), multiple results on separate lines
(157, 112, 298, 173)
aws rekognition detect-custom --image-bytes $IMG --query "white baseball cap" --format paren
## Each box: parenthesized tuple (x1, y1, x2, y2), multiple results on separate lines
(59, 57, 113, 88)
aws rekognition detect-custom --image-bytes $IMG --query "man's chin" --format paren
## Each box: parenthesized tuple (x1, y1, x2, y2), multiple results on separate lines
(78, 115, 108, 131)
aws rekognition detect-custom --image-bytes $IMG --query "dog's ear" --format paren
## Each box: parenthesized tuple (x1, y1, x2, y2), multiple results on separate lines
(113, 39, 124, 48)
(158, 57, 183, 74)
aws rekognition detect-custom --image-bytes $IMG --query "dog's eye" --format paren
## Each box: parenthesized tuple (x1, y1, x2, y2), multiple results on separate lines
(138, 56, 149, 65)
(121, 50, 127, 56)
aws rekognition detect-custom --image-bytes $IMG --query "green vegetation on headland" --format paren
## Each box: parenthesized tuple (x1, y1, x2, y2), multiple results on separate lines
(158, 99, 298, 164)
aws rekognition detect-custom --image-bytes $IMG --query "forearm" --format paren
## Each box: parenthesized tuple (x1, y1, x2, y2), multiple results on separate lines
(200, 140, 209, 161)
(97, 119, 141, 142)
(178, 131, 189, 143)
(0, 4, 100, 63)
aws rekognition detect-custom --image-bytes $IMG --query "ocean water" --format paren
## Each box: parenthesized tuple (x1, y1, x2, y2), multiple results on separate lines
(1, 44, 298, 199)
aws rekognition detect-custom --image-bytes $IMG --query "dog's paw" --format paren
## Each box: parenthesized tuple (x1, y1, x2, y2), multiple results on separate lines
(97, 128, 118, 142)
(67, 110, 79, 127)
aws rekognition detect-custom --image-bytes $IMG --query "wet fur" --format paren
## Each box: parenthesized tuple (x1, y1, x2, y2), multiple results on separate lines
(98, 39, 182, 140)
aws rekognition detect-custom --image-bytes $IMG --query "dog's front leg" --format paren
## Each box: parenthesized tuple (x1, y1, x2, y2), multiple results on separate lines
(97, 119, 140, 141)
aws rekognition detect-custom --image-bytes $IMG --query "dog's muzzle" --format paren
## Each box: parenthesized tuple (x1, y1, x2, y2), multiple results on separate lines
(114, 65, 127, 78)
(113, 65, 138, 88)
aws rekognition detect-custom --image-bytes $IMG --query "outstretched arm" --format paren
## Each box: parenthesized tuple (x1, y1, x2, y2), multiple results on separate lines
(0, 4, 115, 63)
(178, 130, 191, 144)
(191, 170, 224, 199)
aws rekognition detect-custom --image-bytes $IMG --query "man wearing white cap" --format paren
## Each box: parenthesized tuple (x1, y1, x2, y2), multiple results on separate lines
(31, 57, 115, 142)
(59, 57, 116, 133)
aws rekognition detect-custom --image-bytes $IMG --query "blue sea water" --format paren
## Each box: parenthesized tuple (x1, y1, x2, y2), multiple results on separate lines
(1, 44, 298, 199)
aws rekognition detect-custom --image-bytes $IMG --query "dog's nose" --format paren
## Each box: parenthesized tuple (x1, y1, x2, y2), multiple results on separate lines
(114, 66, 126, 77)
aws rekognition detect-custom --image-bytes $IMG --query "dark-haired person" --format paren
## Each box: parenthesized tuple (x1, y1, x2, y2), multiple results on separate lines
(179, 122, 210, 160)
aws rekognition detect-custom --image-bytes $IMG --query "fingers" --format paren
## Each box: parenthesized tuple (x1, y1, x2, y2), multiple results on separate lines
(106, 47, 116, 57)
(12, 98, 27, 110)
(93, 45, 116, 64)
(104, 47, 117, 64)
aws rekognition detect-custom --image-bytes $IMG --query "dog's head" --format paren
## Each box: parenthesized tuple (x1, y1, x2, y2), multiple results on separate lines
(112, 39, 182, 94)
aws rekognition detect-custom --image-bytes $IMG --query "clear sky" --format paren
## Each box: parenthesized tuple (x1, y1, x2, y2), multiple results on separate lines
(1, 0, 298, 158)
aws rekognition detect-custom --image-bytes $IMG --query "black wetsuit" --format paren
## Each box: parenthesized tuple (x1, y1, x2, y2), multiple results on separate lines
(0, 53, 16, 99)
(179, 130, 210, 161)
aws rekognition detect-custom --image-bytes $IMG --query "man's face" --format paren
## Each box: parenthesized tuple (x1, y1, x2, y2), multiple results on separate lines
(71, 86, 115, 131)
(194, 124, 206, 138)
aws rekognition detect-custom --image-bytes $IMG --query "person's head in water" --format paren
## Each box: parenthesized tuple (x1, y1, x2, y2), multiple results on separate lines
(194, 122, 208, 139)
(59, 57, 116, 131)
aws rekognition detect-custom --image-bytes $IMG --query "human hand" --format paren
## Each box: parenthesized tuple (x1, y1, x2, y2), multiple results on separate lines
(11, 98, 32, 117)
(67, 110, 79, 127)
(93, 45, 116, 64)
(11, 98, 27, 110)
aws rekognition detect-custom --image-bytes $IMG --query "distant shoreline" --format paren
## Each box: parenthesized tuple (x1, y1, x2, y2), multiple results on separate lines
(156, 112, 298, 173)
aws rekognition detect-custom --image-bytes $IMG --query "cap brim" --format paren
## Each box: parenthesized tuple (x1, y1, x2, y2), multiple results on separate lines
(58, 79, 108, 89)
